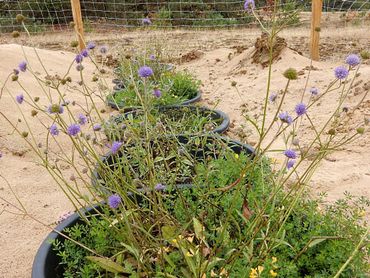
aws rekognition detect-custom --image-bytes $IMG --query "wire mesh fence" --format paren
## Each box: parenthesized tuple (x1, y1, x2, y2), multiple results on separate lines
(0, 0, 369, 33)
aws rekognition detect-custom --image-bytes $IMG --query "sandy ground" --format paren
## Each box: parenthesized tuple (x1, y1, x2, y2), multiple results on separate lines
(0, 27, 369, 277)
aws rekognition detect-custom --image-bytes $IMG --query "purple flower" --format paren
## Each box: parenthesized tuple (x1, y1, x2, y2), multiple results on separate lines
(100, 45, 108, 54)
(142, 18, 152, 25)
(284, 149, 297, 159)
(153, 89, 161, 98)
(111, 141, 122, 154)
(334, 66, 349, 80)
(47, 104, 64, 114)
(155, 183, 166, 191)
(138, 66, 153, 78)
(86, 41, 96, 50)
(49, 124, 59, 136)
(279, 112, 293, 125)
(75, 54, 83, 64)
(244, 0, 255, 12)
(149, 54, 156, 61)
(16, 94, 24, 104)
(108, 194, 121, 209)
(93, 124, 102, 131)
(78, 114, 88, 125)
(80, 49, 89, 57)
(76, 64, 84, 71)
(345, 54, 360, 67)
(269, 92, 277, 103)
(287, 160, 295, 169)
(18, 61, 27, 72)
(13, 69, 19, 75)
(295, 103, 307, 117)
(309, 87, 319, 96)
(67, 124, 81, 136)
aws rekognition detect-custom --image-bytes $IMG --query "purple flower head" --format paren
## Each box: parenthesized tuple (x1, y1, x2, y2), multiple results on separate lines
(149, 54, 156, 61)
(49, 124, 59, 136)
(279, 111, 293, 125)
(93, 123, 102, 131)
(269, 92, 277, 103)
(78, 114, 88, 125)
(86, 41, 96, 50)
(153, 89, 162, 98)
(142, 18, 152, 25)
(345, 54, 360, 67)
(111, 141, 123, 155)
(13, 69, 20, 75)
(295, 103, 307, 117)
(80, 49, 89, 58)
(108, 194, 121, 209)
(244, 0, 255, 12)
(287, 159, 295, 170)
(334, 66, 349, 80)
(155, 183, 166, 191)
(75, 54, 83, 64)
(18, 61, 27, 72)
(16, 94, 24, 104)
(284, 149, 297, 159)
(138, 66, 153, 78)
(309, 87, 319, 96)
(67, 124, 81, 136)
(76, 64, 84, 72)
(100, 45, 108, 54)
(47, 104, 64, 114)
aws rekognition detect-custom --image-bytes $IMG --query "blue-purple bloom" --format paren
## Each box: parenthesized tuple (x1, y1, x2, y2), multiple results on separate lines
(86, 41, 96, 50)
(295, 103, 307, 116)
(50, 124, 59, 136)
(81, 49, 89, 58)
(108, 194, 121, 209)
(244, 0, 255, 12)
(93, 123, 102, 131)
(309, 87, 319, 95)
(47, 104, 64, 114)
(18, 61, 27, 72)
(155, 183, 166, 191)
(13, 69, 19, 75)
(334, 66, 349, 80)
(138, 66, 153, 78)
(78, 114, 88, 125)
(284, 149, 297, 159)
(75, 54, 83, 64)
(149, 54, 156, 61)
(100, 45, 108, 54)
(153, 89, 161, 98)
(287, 160, 295, 169)
(16, 94, 24, 104)
(269, 92, 277, 103)
(345, 54, 360, 67)
(142, 18, 152, 25)
(67, 124, 81, 136)
(279, 111, 293, 125)
(111, 141, 122, 154)
(76, 64, 84, 71)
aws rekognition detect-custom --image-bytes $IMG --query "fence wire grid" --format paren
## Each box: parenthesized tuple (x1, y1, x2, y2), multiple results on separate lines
(0, 0, 369, 33)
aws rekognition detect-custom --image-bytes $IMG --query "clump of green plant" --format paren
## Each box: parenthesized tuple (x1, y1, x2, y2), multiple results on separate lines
(104, 106, 224, 141)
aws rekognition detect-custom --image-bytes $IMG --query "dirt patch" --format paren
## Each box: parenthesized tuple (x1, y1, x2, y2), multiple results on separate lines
(252, 33, 287, 68)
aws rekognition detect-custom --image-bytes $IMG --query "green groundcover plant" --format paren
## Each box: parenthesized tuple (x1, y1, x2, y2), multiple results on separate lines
(0, 1, 369, 278)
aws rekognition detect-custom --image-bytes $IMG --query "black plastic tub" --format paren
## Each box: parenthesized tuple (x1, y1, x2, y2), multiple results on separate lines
(106, 90, 202, 111)
(92, 135, 254, 195)
(31, 204, 102, 278)
(105, 105, 230, 140)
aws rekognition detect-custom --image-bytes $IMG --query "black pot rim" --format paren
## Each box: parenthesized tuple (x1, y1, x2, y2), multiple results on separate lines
(106, 90, 202, 111)
(109, 105, 230, 135)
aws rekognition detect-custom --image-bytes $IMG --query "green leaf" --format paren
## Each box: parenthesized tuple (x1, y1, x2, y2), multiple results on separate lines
(86, 256, 129, 273)
(162, 225, 177, 241)
(193, 218, 204, 240)
(121, 243, 140, 261)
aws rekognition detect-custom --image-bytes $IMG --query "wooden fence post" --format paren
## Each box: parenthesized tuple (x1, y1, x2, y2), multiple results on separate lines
(70, 0, 86, 51)
(310, 0, 323, 61)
